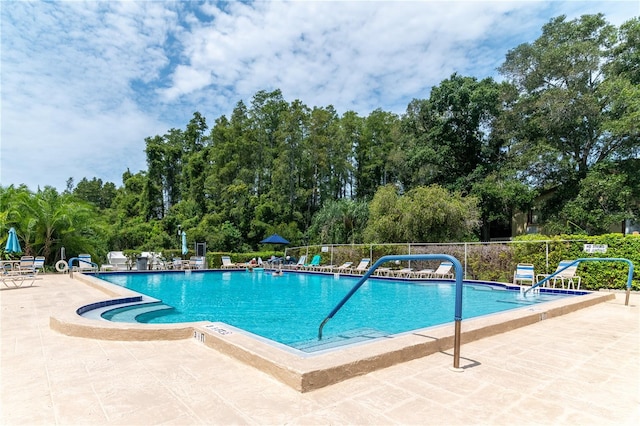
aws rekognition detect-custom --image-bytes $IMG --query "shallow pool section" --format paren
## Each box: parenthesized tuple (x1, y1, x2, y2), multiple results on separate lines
(97, 270, 576, 351)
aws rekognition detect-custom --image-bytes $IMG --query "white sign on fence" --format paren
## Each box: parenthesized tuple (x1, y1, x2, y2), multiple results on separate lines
(583, 244, 607, 253)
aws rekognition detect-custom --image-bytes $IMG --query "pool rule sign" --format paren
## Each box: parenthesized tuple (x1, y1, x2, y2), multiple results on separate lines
(583, 244, 607, 253)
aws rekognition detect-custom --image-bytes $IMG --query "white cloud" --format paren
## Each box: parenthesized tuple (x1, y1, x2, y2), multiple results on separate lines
(1, 0, 637, 191)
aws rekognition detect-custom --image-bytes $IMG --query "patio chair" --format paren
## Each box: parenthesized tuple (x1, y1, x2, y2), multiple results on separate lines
(411, 269, 435, 279)
(302, 255, 322, 270)
(17, 256, 35, 272)
(169, 258, 180, 269)
(373, 266, 394, 276)
(75, 254, 97, 272)
(287, 255, 307, 270)
(188, 256, 205, 270)
(430, 261, 454, 279)
(326, 262, 353, 273)
(33, 256, 46, 273)
(220, 256, 239, 269)
(106, 251, 129, 270)
(1, 258, 40, 287)
(349, 258, 370, 274)
(391, 267, 413, 278)
(514, 263, 536, 286)
(537, 260, 582, 289)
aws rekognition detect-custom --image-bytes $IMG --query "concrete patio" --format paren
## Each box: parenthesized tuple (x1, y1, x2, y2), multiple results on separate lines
(1, 274, 638, 425)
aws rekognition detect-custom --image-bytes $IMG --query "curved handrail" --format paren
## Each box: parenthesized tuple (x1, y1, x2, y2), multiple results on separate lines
(317, 254, 466, 369)
(523, 257, 634, 305)
(67, 257, 99, 275)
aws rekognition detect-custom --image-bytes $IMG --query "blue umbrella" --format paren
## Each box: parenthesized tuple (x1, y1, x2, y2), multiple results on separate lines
(181, 231, 188, 255)
(260, 234, 290, 245)
(5, 227, 22, 254)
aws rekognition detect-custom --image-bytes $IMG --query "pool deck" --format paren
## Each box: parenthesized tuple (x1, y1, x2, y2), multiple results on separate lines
(2, 273, 639, 425)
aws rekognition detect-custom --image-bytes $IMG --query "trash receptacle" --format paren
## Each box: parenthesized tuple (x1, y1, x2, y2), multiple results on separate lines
(136, 256, 148, 271)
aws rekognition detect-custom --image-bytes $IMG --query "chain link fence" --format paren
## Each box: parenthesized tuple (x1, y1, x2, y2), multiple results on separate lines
(284, 239, 639, 290)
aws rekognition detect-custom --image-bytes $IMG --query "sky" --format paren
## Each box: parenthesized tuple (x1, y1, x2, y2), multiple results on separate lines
(1, 1, 638, 192)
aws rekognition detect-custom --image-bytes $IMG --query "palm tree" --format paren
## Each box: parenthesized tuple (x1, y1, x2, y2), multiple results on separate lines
(11, 186, 105, 262)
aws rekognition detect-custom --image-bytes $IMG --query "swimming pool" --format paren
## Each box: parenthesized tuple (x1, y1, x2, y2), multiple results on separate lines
(97, 270, 574, 350)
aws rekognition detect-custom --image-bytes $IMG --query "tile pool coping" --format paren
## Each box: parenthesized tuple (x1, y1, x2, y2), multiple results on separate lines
(49, 271, 614, 392)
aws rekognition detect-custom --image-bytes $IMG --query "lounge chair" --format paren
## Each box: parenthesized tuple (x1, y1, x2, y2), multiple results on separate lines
(302, 255, 322, 270)
(349, 258, 370, 274)
(187, 256, 205, 270)
(514, 263, 536, 286)
(106, 251, 129, 270)
(325, 262, 353, 273)
(0, 262, 40, 287)
(220, 256, 239, 269)
(75, 254, 97, 272)
(287, 256, 307, 270)
(430, 261, 454, 279)
(1, 258, 40, 287)
(33, 256, 46, 273)
(411, 269, 435, 279)
(374, 267, 393, 276)
(17, 256, 35, 272)
(391, 267, 413, 278)
(537, 260, 582, 289)
(140, 252, 164, 270)
(171, 257, 183, 269)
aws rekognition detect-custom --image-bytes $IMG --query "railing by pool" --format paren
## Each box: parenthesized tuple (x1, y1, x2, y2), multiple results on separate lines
(523, 258, 634, 306)
(318, 254, 466, 370)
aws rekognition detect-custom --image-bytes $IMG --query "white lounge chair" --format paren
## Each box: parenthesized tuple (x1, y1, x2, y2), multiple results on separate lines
(1, 257, 40, 287)
(391, 267, 413, 278)
(537, 260, 581, 289)
(188, 256, 205, 270)
(220, 256, 239, 269)
(286, 256, 306, 270)
(374, 267, 393, 276)
(430, 262, 454, 279)
(75, 254, 97, 272)
(514, 263, 536, 286)
(106, 251, 129, 271)
(411, 269, 435, 279)
(349, 258, 370, 274)
(326, 262, 353, 272)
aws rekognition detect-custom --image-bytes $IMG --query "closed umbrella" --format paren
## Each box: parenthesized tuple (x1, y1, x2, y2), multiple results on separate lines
(181, 231, 188, 255)
(5, 227, 22, 254)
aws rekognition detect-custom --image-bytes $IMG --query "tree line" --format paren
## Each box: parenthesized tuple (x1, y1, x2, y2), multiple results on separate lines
(2, 14, 638, 264)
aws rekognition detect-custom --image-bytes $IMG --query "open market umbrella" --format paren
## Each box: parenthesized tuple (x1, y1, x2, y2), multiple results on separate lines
(181, 231, 188, 255)
(260, 234, 290, 245)
(4, 227, 22, 254)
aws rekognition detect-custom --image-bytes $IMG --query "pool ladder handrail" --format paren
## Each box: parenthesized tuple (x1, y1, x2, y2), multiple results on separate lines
(67, 257, 100, 278)
(317, 254, 466, 369)
(523, 257, 634, 305)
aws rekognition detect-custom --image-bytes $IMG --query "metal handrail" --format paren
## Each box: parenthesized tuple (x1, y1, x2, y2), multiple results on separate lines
(67, 257, 99, 278)
(523, 257, 634, 305)
(317, 254, 466, 369)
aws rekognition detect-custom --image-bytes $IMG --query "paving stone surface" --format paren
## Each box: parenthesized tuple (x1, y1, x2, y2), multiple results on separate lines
(1, 274, 638, 425)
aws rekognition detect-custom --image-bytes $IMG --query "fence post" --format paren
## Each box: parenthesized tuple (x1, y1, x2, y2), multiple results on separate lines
(464, 243, 468, 279)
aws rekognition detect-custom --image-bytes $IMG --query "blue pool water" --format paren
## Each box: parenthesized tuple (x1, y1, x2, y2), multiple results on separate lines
(97, 270, 575, 349)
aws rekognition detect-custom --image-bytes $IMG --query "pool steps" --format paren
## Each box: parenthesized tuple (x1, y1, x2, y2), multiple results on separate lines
(102, 303, 175, 322)
(291, 328, 390, 353)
